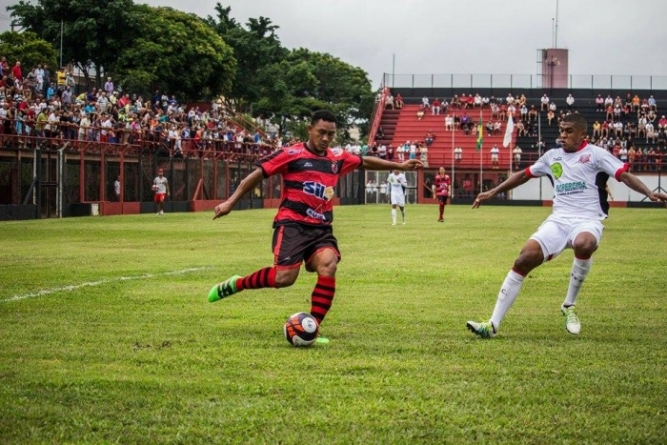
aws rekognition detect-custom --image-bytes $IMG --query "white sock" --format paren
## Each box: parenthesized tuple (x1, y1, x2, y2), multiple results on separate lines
(490, 269, 525, 330)
(391, 209, 396, 223)
(563, 257, 592, 307)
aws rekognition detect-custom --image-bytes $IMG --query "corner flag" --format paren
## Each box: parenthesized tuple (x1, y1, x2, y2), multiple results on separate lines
(476, 118, 483, 151)
(503, 115, 515, 148)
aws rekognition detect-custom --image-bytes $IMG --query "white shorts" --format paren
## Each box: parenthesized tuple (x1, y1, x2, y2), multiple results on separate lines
(391, 192, 405, 207)
(530, 214, 604, 262)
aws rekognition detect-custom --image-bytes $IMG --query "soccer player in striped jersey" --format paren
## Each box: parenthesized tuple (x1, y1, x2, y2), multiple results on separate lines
(434, 167, 451, 222)
(208, 110, 422, 344)
(467, 113, 667, 338)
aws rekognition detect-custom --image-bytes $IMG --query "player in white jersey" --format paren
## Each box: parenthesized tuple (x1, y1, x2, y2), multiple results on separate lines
(153, 168, 170, 215)
(466, 113, 667, 338)
(387, 169, 407, 225)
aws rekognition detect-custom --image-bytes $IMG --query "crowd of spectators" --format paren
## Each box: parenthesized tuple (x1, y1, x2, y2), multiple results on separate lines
(0, 57, 282, 160)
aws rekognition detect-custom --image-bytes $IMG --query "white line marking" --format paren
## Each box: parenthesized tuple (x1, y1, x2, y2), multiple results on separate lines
(2, 267, 213, 303)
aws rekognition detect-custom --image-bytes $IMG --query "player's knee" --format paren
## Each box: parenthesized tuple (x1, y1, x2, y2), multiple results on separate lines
(274, 270, 298, 288)
(317, 259, 337, 277)
(514, 252, 541, 273)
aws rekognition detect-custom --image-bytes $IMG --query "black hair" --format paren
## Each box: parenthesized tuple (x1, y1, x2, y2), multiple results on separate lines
(562, 113, 588, 132)
(311, 109, 337, 126)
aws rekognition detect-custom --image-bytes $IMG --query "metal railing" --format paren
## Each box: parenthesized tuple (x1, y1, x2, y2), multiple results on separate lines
(384, 73, 667, 91)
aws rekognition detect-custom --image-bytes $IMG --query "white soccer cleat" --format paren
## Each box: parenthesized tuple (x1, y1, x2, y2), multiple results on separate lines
(561, 305, 581, 334)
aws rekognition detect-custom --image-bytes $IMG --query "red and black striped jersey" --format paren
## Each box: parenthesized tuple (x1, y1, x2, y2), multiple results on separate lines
(256, 143, 363, 227)
(434, 174, 451, 196)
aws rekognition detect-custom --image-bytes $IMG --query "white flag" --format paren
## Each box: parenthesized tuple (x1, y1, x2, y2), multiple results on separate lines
(503, 115, 514, 148)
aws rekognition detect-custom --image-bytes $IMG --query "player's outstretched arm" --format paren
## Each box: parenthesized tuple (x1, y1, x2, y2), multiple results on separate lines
(619, 172, 667, 206)
(213, 168, 265, 220)
(362, 156, 422, 171)
(472, 169, 531, 209)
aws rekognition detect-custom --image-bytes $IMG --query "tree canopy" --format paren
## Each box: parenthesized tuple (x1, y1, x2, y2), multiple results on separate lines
(6, 0, 374, 138)
(0, 31, 57, 72)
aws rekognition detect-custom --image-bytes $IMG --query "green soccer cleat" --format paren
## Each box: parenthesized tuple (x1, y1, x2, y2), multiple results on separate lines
(466, 320, 497, 338)
(208, 275, 242, 303)
(561, 305, 581, 335)
(315, 336, 330, 345)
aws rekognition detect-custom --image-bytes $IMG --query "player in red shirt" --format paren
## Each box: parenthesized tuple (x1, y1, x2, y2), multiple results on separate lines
(208, 110, 422, 343)
(434, 167, 451, 222)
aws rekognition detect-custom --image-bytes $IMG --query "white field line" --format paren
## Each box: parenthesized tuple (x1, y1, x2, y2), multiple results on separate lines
(2, 267, 212, 303)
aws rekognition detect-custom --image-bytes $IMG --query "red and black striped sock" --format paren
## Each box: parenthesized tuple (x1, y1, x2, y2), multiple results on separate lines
(236, 267, 276, 291)
(310, 276, 336, 325)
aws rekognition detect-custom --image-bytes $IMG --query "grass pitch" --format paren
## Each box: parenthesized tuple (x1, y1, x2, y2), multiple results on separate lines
(1, 204, 666, 444)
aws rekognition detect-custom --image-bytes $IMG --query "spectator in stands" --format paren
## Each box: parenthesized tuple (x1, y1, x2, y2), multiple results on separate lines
(454, 146, 463, 164)
(648, 95, 657, 112)
(424, 131, 435, 147)
(490, 144, 499, 168)
(659, 115, 667, 131)
(613, 121, 623, 138)
(453, 113, 460, 130)
(520, 104, 528, 121)
(541, 94, 550, 111)
(432, 98, 441, 115)
(422, 96, 430, 109)
(528, 105, 538, 122)
(460, 94, 469, 109)
(460, 113, 470, 135)
(445, 114, 454, 131)
(513, 145, 522, 170)
(376, 126, 385, 140)
(12, 61, 22, 82)
(506, 93, 515, 105)
(385, 93, 395, 109)
(451, 95, 460, 109)
(637, 115, 647, 138)
(397, 142, 407, 161)
(493, 121, 502, 136)
(417, 106, 425, 120)
(604, 105, 613, 123)
(516, 120, 527, 137)
(499, 104, 507, 122)
(482, 96, 490, 108)
(646, 122, 658, 144)
(518, 94, 527, 108)
(473, 94, 482, 108)
(566, 93, 575, 111)
(491, 102, 499, 120)
(628, 145, 636, 171)
(592, 120, 601, 139)
(632, 94, 641, 113)
(613, 104, 622, 121)
(507, 103, 517, 120)
(395, 93, 404, 109)
(595, 95, 604, 112)
(641, 98, 650, 115)
(409, 141, 418, 160)
(440, 98, 448, 114)
(485, 120, 494, 136)
(420, 142, 429, 168)
(619, 144, 628, 163)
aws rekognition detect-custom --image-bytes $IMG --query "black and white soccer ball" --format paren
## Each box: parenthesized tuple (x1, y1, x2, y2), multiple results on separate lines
(283, 312, 319, 347)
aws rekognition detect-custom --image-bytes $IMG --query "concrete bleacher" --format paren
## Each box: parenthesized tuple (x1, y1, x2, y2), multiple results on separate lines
(375, 104, 514, 168)
(373, 88, 667, 172)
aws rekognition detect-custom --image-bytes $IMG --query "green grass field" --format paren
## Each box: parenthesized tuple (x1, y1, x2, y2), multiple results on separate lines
(1, 204, 666, 444)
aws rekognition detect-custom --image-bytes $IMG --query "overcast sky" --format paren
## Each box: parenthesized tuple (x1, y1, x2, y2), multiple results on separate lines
(2, 0, 666, 86)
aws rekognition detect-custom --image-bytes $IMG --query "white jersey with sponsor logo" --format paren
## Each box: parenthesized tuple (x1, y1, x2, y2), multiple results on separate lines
(387, 172, 407, 206)
(527, 142, 627, 220)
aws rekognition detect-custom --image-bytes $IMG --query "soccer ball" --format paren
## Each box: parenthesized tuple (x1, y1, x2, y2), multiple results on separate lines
(283, 312, 319, 347)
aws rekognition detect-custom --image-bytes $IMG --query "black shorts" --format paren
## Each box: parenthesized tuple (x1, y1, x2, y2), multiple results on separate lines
(272, 224, 340, 270)
(437, 195, 448, 204)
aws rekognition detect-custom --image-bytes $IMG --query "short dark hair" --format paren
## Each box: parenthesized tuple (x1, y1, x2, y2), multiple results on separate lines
(311, 109, 337, 126)
(562, 113, 587, 132)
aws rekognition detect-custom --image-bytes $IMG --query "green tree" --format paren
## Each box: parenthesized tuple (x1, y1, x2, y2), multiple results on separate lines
(7, 0, 138, 86)
(0, 31, 58, 72)
(252, 49, 374, 140)
(114, 6, 237, 101)
(206, 3, 287, 108)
